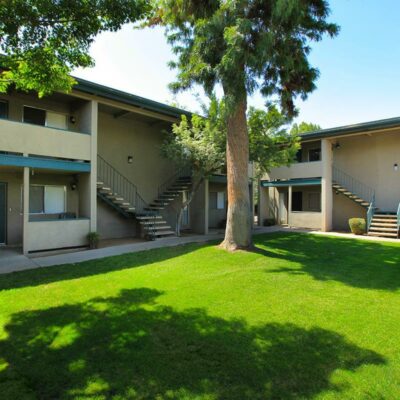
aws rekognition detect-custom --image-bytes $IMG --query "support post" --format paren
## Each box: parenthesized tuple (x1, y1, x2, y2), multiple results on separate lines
(288, 185, 292, 226)
(22, 165, 30, 255)
(321, 138, 333, 231)
(204, 179, 209, 235)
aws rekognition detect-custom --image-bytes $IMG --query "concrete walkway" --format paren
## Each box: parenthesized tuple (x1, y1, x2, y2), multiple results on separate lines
(0, 225, 397, 275)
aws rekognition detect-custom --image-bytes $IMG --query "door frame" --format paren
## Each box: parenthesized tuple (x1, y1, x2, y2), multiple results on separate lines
(0, 182, 7, 245)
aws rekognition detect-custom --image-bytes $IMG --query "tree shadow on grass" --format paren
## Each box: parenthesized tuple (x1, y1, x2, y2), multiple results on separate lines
(0, 242, 209, 292)
(255, 232, 400, 291)
(0, 288, 384, 399)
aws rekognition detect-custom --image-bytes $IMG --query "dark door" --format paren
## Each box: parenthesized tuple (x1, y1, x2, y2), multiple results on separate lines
(0, 183, 6, 244)
(292, 191, 303, 212)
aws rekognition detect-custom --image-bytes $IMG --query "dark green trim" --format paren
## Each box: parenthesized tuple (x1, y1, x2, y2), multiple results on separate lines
(261, 178, 321, 187)
(74, 77, 192, 120)
(301, 116, 400, 141)
(209, 174, 227, 184)
(0, 154, 91, 172)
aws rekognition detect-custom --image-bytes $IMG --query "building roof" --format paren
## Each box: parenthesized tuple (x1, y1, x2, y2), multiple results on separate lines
(300, 116, 400, 141)
(73, 77, 192, 120)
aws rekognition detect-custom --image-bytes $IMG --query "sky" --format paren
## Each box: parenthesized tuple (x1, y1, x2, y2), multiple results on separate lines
(74, 0, 400, 129)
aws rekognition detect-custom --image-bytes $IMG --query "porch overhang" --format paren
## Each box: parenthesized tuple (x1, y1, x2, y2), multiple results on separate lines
(261, 177, 321, 187)
(0, 154, 91, 172)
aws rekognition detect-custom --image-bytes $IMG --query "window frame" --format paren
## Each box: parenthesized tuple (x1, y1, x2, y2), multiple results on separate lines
(308, 148, 321, 162)
(23, 105, 68, 129)
(29, 184, 67, 215)
(307, 192, 321, 212)
(0, 99, 8, 120)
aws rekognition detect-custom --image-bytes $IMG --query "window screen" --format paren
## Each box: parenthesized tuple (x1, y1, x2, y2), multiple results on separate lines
(0, 101, 8, 119)
(24, 106, 46, 126)
(217, 192, 225, 210)
(46, 111, 67, 129)
(308, 148, 321, 162)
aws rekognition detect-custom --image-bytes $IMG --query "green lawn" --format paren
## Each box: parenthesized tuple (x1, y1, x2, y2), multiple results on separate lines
(1, 232, 400, 399)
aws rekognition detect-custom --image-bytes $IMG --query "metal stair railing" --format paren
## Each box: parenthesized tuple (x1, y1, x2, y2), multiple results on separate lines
(97, 155, 149, 215)
(397, 201, 400, 235)
(367, 194, 376, 231)
(332, 166, 375, 205)
(157, 166, 192, 197)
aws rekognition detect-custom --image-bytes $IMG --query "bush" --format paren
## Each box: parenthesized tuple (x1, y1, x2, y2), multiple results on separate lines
(263, 218, 276, 227)
(349, 218, 366, 235)
(87, 232, 100, 249)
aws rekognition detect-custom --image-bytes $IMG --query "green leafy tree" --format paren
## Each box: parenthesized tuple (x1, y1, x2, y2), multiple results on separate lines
(0, 0, 149, 96)
(162, 101, 300, 234)
(291, 121, 321, 135)
(161, 110, 225, 236)
(151, 0, 339, 250)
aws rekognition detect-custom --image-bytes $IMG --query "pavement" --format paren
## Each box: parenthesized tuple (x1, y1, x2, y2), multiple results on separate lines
(0, 225, 397, 275)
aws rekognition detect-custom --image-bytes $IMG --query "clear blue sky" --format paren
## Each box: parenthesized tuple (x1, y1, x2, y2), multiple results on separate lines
(74, 0, 400, 129)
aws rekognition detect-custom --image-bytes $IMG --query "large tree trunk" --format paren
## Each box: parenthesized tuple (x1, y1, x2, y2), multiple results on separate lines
(220, 97, 252, 251)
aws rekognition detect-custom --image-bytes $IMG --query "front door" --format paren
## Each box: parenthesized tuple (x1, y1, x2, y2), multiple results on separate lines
(279, 191, 288, 225)
(0, 183, 6, 244)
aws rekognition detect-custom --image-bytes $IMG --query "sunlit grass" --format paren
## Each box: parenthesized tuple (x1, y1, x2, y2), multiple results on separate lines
(0, 232, 399, 399)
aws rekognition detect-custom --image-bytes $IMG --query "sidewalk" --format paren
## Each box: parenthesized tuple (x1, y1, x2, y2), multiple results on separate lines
(0, 225, 397, 275)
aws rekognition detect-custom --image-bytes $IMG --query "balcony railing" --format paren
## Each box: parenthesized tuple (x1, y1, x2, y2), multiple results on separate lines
(0, 118, 91, 161)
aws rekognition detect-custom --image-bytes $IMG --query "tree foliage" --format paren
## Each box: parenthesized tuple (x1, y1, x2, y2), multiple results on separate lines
(151, 0, 338, 115)
(0, 0, 149, 96)
(290, 121, 321, 135)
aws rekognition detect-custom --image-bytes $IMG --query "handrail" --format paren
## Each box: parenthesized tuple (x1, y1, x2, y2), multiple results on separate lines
(97, 155, 149, 214)
(332, 166, 375, 204)
(367, 194, 376, 231)
(397, 202, 400, 235)
(158, 165, 192, 197)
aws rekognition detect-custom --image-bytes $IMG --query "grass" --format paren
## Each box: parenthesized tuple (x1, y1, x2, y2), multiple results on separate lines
(0, 232, 400, 399)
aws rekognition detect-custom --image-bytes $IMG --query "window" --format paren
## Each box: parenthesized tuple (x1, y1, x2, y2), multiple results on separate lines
(0, 101, 8, 119)
(210, 191, 225, 210)
(308, 148, 321, 162)
(295, 149, 303, 163)
(292, 191, 303, 212)
(23, 106, 67, 129)
(29, 185, 66, 214)
(308, 192, 321, 211)
(24, 106, 46, 126)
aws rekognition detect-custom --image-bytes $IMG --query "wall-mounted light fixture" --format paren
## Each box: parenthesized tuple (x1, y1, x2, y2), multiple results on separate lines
(69, 115, 76, 124)
(334, 142, 341, 150)
(70, 182, 77, 191)
(127, 155, 133, 164)
(394, 163, 398, 172)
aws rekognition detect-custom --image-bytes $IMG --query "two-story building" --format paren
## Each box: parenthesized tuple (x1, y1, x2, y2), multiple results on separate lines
(259, 117, 400, 238)
(0, 79, 232, 254)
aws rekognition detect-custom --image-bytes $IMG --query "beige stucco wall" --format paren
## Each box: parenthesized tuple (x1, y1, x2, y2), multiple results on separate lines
(0, 119, 91, 160)
(26, 219, 90, 252)
(332, 190, 366, 231)
(266, 161, 322, 181)
(97, 112, 175, 203)
(333, 130, 400, 211)
(289, 212, 321, 229)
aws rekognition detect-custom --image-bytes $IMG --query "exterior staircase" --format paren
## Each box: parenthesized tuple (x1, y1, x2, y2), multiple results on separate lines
(332, 167, 374, 209)
(97, 155, 192, 239)
(368, 213, 399, 238)
(97, 155, 175, 239)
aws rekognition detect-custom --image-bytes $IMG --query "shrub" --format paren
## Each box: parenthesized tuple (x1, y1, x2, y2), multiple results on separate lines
(87, 232, 100, 249)
(263, 218, 276, 227)
(349, 218, 366, 235)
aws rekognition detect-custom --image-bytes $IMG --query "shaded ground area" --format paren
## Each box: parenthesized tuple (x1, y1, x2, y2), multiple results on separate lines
(0, 232, 399, 399)
(0, 289, 384, 399)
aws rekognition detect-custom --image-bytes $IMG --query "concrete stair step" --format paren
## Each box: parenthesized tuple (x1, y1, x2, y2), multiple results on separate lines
(136, 215, 162, 220)
(371, 222, 397, 228)
(154, 230, 176, 237)
(368, 231, 398, 238)
(369, 226, 398, 232)
(143, 225, 172, 231)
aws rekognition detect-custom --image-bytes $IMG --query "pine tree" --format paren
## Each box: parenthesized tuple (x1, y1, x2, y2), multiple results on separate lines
(151, 0, 338, 250)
